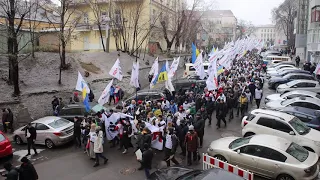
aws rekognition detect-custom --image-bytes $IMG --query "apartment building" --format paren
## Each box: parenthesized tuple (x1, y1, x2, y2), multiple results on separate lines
(295, 0, 308, 61)
(251, 25, 287, 48)
(307, 0, 320, 63)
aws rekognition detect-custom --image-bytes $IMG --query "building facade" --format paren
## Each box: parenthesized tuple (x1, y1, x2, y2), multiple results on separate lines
(307, 0, 320, 63)
(199, 10, 237, 49)
(251, 25, 287, 49)
(295, 0, 309, 61)
(68, 0, 185, 53)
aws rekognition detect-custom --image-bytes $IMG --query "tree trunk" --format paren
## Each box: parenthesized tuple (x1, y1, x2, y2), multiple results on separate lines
(98, 25, 106, 52)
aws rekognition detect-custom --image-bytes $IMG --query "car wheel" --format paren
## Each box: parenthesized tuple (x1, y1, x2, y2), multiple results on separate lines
(277, 174, 294, 180)
(214, 155, 227, 162)
(244, 132, 255, 137)
(15, 136, 22, 145)
(45, 139, 55, 149)
(303, 146, 315, 153)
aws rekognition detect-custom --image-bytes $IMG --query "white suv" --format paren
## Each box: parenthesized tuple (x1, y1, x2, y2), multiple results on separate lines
(241, 109, 320, 156)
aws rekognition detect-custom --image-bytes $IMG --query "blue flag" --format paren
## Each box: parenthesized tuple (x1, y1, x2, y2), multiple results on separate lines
(192, 43, 197, 63)
(83, 94, 91, 112)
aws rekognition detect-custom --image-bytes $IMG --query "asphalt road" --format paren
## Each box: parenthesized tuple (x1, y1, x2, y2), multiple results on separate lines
(1, 72, 320, 180)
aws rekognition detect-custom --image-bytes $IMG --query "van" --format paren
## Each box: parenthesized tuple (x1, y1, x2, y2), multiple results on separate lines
(183, 62, 209, 77)
(263, 56, 291, 65)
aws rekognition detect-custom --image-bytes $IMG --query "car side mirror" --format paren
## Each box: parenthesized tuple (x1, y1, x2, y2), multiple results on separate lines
(237, 149, 241, 154)
(289, 131, 295, 135)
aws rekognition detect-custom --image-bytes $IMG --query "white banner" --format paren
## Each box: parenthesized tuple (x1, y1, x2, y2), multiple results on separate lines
(193, 53, 205, 79)
(104, 113, 119, 140)
(149, 57, 159, 75)
(109, 58, 123, 81)
(168, 57, 180, 79)
(130, 62, 140, 88)
(98, 79, 113, 106)
(75, 71, 90, 93)
(206, 59, 218, 90)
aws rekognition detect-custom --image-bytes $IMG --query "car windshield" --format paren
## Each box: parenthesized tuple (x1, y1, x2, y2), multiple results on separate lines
(286, 142, 309, 162)
(288, 117, 311, 135)
(48, 118, 70, 128)
(0, 134, 5, 142)
(280, 91, 290, 98)
(228, 136, 252, 149)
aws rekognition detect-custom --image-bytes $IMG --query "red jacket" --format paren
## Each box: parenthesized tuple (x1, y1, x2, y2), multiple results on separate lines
(184, 131, 198, 152)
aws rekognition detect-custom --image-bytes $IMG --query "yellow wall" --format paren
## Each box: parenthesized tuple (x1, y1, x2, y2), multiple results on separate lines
(0, 18, 59, 31)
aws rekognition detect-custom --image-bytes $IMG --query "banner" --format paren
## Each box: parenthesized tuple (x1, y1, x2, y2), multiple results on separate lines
(98, 79, 114, 106)
(149, 57, 159, 75)
(168, 57, 180, 79)
(193, 52, 205, 79)
(206, 59, 218, 90)
(104, 113, 119, 140)
(75, 71, 90, 93)
(130, 62, 140, 88)
(144, 122, 163, 150)
(109, 58, 123, 81)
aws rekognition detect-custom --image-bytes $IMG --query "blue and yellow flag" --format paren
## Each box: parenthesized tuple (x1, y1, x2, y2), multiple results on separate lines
(81, 82, 90, 112)
(192, 43, 197, 63)
(157, 64, 168, 82)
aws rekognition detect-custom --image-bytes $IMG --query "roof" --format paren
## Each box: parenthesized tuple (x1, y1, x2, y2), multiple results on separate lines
(283, 73, 313, 78)
(250, 134, 291, 151)
(287, 79, 319, 84)
(33, 116, 61, 124)
(201, 10, 235, 18)
(283, 90, 318, 96)
(255, 24, 275, 28)
(251, 109, 294, 121)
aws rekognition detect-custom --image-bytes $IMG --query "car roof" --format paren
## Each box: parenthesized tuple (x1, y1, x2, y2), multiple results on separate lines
(287, 96, 320, 104)
(266, 55, 289, 58)
(287, 79, 319, 84)
(284, 90, 318, 96)
(280, 106, 320, 117)
(284, 73, 313, 77)
(33, 116, 61, 124)
(251, 109, 294, 121)
(199, 168, 246, 180)
(249, 134, 291, 151)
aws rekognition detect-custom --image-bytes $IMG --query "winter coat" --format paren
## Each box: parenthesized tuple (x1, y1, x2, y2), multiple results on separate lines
(170, 134, 179, 153)
(205, 100, 215, 113)
(137, 134, 152, 151)
(184, 131, 198, 152)
(196, 109, 208, 121)
(193, 118, 205, 136)
(2, 111, 8, 122)
(248, 84, 256, 95)
(7, 111, 13, 123)
(93, 130, 104, 153)
(4, 168, 19, 180)
(25, 126, 37, 140)
(19, 162, 38, 180)
(74, 120, 81, 136)
(227, 96, 236, 108)
(142, 148, 153, 169)
(110, 86, 115, 96)
(169, 104, 178, 114)
(216, 103, 227, 118)
(176, 124, 188, 142)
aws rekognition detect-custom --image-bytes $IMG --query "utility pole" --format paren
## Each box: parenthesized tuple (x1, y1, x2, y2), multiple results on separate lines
(106, 0, 111, 53)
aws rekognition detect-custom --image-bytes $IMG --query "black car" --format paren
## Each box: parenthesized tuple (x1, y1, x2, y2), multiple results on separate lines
(123, 88, 167, 105)
(172, 78, 206, 94)
(59, 103, 106, 121)
(268, 73, 315, 89)
(149, 167, 246, 180)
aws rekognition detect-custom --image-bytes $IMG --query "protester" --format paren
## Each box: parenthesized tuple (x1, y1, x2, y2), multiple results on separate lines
(2, 108, 8, 133)
(216, 99, 227, 129)
(19, 157, 39, 180)
(193, 113, 205, 148)
(109, 85, 116, 105)
(164, 127, 179, 167)
(25, 123, 38, 156)
(138, 143, 153, 179)
(74, 116, 82, 148)
(6, 109, 13, 133)
(185, 125, 199, 166)
(295, 56, 300, 67)
(87, 123, 97, 159)
(255, 86, 263, 108)
(93, 126, 108, 167)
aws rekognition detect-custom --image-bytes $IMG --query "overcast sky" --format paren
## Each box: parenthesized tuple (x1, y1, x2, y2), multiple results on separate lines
(214, 0, 285, 25)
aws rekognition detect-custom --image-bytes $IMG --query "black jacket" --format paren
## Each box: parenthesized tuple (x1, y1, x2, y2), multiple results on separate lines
(142, 148, 153, 169)
(193, 118, 205, 136)
(25, 126, 37, 140)
(216, 103, 227, 118)
(73, 120, 81, 136)
(196, 109, 208, 121)
(170, 134, 179, 153)
(205, 100, 215, 113)
(176, 124, 188, 142)
(227, 96, 236, 108)
(137, 134, 152, 150)
(19, 162, 38, 180)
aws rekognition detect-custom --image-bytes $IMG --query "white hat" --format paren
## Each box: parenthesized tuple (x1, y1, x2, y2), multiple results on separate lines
(188, 125, 194, 131)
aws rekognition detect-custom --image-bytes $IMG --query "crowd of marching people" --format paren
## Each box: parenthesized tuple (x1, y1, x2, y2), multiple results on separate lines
(69, 50, 265, 179)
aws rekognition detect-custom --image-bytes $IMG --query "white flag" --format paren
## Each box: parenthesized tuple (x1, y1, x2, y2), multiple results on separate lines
(206, 59, 218, 91)
(193, 53, 205, 80)
(109, 58, 123, 81)
(168, 57, 180, 79)
(149, 57, 159, 75)
(165, 60, 175, 92)
(130, 62, 140, 88)
(75, 71, 90, 93)
(98, 79, 114, 106)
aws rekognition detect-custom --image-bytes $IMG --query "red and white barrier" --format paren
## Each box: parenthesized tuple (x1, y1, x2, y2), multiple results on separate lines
(203, 153, 254, 180)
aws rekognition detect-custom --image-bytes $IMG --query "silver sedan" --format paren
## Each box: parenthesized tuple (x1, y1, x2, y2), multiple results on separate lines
(207, 134, 319, 180)
(14, 116, 74, 149)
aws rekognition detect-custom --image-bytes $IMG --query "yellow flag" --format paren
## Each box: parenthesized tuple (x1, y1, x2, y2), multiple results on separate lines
(196, 49, 200, 57)
(82, 88, 87, 100)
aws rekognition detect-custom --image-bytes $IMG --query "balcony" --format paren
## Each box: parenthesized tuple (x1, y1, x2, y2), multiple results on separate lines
(75, 23, 91, 31)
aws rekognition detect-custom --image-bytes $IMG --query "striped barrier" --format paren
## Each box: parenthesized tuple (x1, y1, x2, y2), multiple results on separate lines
(203, 153, 254, 180)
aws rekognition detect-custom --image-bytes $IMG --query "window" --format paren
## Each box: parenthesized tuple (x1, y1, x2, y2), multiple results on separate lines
(286, 142, 309, 162)
(48, 118, 70, 129)
(36, 123, 50, 130)
(311, 6, 320, 22)
(306, 103, 320, 110)
(65, 108, 83, 116)
(256, 117, 274, 129)
(305, 83, 316, 87)
(0, 134, 5, 142)
(260, 147, 287, 162)
(83, 13, 88, 24)
(289, 117, 311, 135)
(247, 114, 256, 121)
(273, 120, 292, 133)
(228, 136, 252, 149)
(239, 145, 263, 157)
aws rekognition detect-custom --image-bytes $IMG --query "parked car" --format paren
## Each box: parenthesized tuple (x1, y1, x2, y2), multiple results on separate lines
(267, 64, 296, 72)
(268, 61, 295, 68)
(14, 117, 74, 149)
(0, 131, 13, 158)
(123, 88, 167, 105)
(265, 90, 320, 103)
(279, 106, 320, 131)
(207, 134, 319, 180)
(172, 78, 207, 93)
(266, 96, 320, 110)
(59, 103, 106, 121)
(241, 109, 320, 155)
(262, 50, 282, 58)
(267, 67, 298, 77)
(149, 167, 246, 180)
(276, 80, 320, 94)
(268, 73, 315, 89)
(267, 69, 310, 79)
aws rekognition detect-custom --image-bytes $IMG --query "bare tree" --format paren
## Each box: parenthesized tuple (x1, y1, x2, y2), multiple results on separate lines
(236, 19, 256, 39)
(272, 0, 298, 48)
(27, 0, 40, 58)
(0, 0, 31, 95)
(43, 0, 81, 84)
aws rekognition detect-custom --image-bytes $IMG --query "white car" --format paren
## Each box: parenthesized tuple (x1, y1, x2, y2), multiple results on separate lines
(267, 64, 296, 72)
(276, 80, 320, 94)
(267, 67, 298, 77)
(241, 109, 320, 156)
(207, 134, 319, 180)
(265, 90, 320, 103)
(265, 96, 320, 110)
